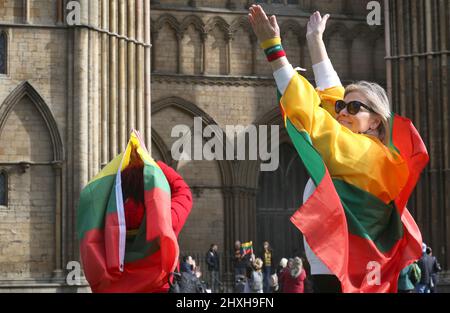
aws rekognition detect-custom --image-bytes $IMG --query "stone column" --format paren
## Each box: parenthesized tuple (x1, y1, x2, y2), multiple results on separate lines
(56, 0, 64, 25)
(144, 0, 152, 150)
(226, 32, 233, 75)
(73, 0, 89, 194)
(223, 187, 234, 275)
(72, 0, 89, 264)
(109, 0, 118, 158)
(52, 161, 64, 280)
(101, 0, 109, 166)
(118, 0, 127, 152)
(127, 0, 136, 132)
(136, 0, 145, 135)
(23, 0, 30, 24)
(250, 34, 257, 75)
(177, 32, 184, 74)
(201, 32, 208, 75)
(89, 0, 100, 178)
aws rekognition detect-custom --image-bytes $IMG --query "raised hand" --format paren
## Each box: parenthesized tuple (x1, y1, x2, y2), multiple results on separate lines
(248, 4, 280, 43)
(306, 11, 330, 39)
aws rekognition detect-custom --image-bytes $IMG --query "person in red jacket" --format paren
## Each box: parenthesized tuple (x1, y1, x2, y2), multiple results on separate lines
(121, 152, 193, 292)
(281, 257, 306, 293)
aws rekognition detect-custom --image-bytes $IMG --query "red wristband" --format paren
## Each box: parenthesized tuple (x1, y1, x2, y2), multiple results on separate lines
(267, 50, 286, 62)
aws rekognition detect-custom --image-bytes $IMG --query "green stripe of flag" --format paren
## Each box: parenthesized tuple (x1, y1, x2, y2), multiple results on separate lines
(144, 161, 171, 194)
(285, 117, 326, 185)
(77, 174, 116, 240)
(124, 217, 161, 263)
(334, 179, 404, 252)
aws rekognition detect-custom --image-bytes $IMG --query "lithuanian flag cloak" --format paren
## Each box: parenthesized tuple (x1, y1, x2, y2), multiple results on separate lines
(77, 131, 178, 292)
(281, 74, 429, 293)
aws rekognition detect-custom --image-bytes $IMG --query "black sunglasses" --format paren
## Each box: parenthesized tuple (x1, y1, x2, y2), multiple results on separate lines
(335, 100, 375, 115)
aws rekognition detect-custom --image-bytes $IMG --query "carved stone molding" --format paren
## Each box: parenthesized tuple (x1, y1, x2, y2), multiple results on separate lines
(151, 73, 275, 87)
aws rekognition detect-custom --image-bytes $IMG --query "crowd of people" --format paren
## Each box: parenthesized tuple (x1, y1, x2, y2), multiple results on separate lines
(178, 240, 311, 293)
(233, 240, 309, 293)
(177, 239, 442, 294)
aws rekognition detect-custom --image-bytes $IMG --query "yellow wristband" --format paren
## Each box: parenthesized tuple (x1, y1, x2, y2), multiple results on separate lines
(260, 37, 281, 50)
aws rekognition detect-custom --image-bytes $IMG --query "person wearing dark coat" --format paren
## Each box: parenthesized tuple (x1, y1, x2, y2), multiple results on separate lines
(180, 255, 195, 275)
(426, 247, 442, 293)
(416, 243, 435, 293)
(206, 244, 220, 292)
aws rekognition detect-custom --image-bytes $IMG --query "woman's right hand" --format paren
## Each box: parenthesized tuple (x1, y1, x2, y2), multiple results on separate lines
(248, 4, 280, 43)
(306, 11, 330, 40)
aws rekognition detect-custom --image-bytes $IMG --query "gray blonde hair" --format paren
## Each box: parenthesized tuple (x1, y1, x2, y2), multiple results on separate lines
(344, 81, 391, 145)
(290, 257, 303, 278)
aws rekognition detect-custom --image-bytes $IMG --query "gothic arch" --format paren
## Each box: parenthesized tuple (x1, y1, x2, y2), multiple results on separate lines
(155, 13, 181, 34)
(280, 19, 303, 42)
(0, 81, 64, 162)
(180, 15, 205, 35)
(151, 127, 172, 165)
(151, 96, 233, 186)
(323, 22, 352, 43)
(232, 107, 290, 189)
(205, 16, 230, 36)
(350, 23, 377, 43)
(230, 16, 253, 36)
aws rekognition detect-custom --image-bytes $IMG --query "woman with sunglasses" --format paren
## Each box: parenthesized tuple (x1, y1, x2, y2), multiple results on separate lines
(248, 5, 426, 293)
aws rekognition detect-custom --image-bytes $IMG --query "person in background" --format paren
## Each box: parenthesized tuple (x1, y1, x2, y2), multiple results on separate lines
(250, 258, 264, 293)
(233, 240, 247, 278)
(281, 257, 307, 293)
(206, 243, 220, 293)
(262, 241, 275, 293)
(275, 258, 288, 293)
(279, 258, 294, 293)
(426, 247, 442, 293)
(416, 243, 434, 293)
(398, 263, 420, 293)
(180, 255, 195, 275)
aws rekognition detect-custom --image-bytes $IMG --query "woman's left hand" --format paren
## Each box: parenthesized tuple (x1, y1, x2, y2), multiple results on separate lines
(248, 4, 280, 43)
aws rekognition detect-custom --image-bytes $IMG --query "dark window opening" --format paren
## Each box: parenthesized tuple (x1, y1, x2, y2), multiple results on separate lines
(0, 171, 7, 206)
(0, 32, 6, 74)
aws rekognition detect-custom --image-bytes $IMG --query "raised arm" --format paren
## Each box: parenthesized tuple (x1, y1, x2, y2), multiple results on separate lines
(248, 5, 288, 73)
(306, 12, 342, 91)
(306, 12, 331, 65)
(157, 161, 192, 236)
(248, 5, 295, 95)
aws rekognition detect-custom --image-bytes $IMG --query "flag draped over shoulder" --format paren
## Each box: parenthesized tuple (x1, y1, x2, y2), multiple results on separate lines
(77, 130, 178, 293)
(280, 74, 429, 293)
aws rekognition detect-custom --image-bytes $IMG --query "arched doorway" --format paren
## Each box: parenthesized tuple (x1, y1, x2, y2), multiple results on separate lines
(256, 142, 309, 264)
